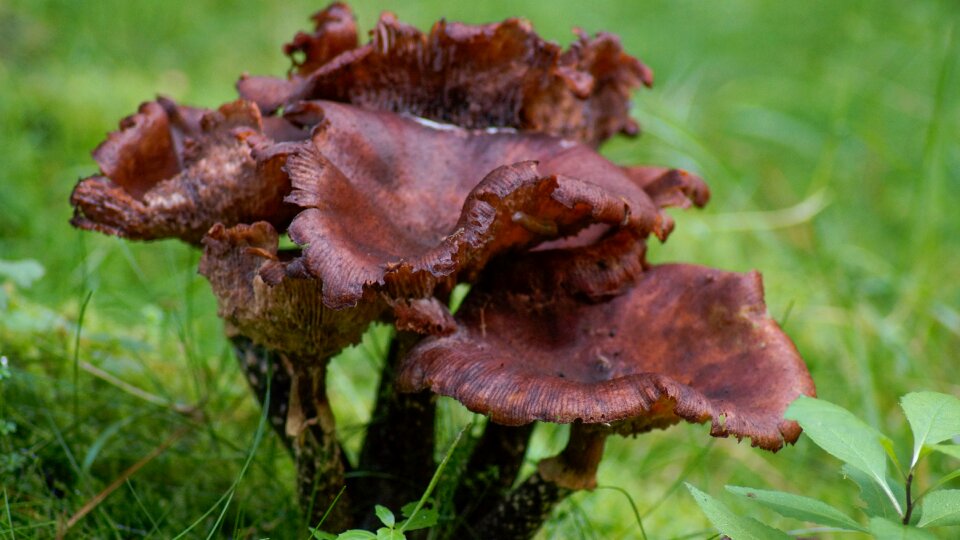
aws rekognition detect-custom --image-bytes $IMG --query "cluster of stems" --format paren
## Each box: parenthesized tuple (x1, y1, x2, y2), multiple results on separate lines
(232, 332, 586, 539)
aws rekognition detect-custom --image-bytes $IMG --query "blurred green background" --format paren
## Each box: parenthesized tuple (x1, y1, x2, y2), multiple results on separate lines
(1, 0, 958, 538)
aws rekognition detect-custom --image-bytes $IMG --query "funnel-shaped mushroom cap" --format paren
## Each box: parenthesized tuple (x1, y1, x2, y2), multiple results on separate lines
(70, 99, 306, 244)
(199, 221, 386, 360)
(239, 4, 651, 146)
(278, 101, 681, 310)
(398, 261, 815, 451)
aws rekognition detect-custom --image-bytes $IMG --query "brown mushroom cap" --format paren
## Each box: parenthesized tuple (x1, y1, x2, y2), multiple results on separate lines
(278, 100, 683, 310)
(238, 4, 651, 146)
(70, 98, 306, 244)
(199, 221, 387, 360)
(397, 261, 815, 451)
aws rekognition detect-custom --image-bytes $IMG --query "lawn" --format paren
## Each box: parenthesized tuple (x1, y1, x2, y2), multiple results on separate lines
(1, 0, 958, 538)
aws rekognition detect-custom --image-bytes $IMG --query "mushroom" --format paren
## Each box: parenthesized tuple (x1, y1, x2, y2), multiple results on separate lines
(238, 3, 651, 147)
(70, 98, 306, 244)
(278, 99, 678, 312)
(68, 4, 814, 538)
(195, 98, 702, 524)
(199, 221, 389, 530)
(397, 245, 815, 538)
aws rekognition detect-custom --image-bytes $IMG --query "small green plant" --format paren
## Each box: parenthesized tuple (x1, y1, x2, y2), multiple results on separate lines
(309, 425, 465, 539)
(687, 392, 960, 538)
(310, 501, 440, 540)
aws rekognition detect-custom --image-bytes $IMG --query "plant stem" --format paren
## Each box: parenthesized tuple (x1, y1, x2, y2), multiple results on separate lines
(72, 290, 93, 423)
(902, 472, 914, 525)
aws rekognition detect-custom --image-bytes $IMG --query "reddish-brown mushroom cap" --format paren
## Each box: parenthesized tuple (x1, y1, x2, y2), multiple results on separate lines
(199, 221, 387, 360)
(70, 98, 307, 244)
(238, 4, 651, 146)
(278, 100, 680, 310)
(283, 2, 358, 77)
(397, 262, 815, 451)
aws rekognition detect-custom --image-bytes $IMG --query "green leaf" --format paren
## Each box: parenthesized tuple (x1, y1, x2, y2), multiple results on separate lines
(930, 444, 960, 460)
(336, 531, 377, 540)
(376, 528, 404, 540)
(725, 485, 866, 532)
(398, 500, 438, 531)
(918, 490, 960, 527)
(397, 507, 438, 532)
(786, 396, 900, 513)
(880, 434, 906, 474)
(0, 259, 45, 289)
(310, 529, 337, 540)
(685, 484, 792, 540)
(399, 501, 418, 517)
(869, 517, 937, 539)
(901, 392, 960, 468)
(842, 465, 905, 522)
(375, 505, 395, 528)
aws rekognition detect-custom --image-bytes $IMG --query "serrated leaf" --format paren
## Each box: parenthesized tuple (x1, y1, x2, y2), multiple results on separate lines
(376, 528, 404, 540)
(336, 531, 377, 540)
(726, 485, 866, 531)
(0, 259, 45, 289)
(842, 465, 906, 522)
(310, 529, 337, 540)
(685, 484, 792, 540)
(869, 517, 937, 539)
(930, 444, 960, 460)
(786, 396, 898, 512)
(397, 507, 438, 532)
(375, 505, 395, 528)
(917, 490, 960, 527)
(901, 392, 960, 468)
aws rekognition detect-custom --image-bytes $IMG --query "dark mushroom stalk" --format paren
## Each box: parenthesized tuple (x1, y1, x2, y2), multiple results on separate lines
(471, 422, 605, 540)
(352, 332, 437, 528)
(451, 421, 534, 525)
(199, 222, 385, 530)
(538, 422, 608, 492)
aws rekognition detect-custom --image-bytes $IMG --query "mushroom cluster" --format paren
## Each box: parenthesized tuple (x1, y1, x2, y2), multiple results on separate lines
(70, 4, 815, 538)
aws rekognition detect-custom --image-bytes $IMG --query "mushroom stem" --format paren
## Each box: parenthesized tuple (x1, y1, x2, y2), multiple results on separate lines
(469, 472, 571, 540)
(353, 332, 436, 527)
(288, 360, 353, 532)
(231, 336, 294, 455)
(538, 422, 607, 491)
(453, 422, 534, 522)
(231, 337, 353, 531)
(470, 422, 607, 540)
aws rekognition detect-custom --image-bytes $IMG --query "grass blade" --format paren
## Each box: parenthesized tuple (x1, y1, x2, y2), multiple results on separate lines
(397, 424, 468, 534)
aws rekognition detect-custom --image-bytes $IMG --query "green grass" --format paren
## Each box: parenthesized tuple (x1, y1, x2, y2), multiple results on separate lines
(1, 0, 958, 538)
